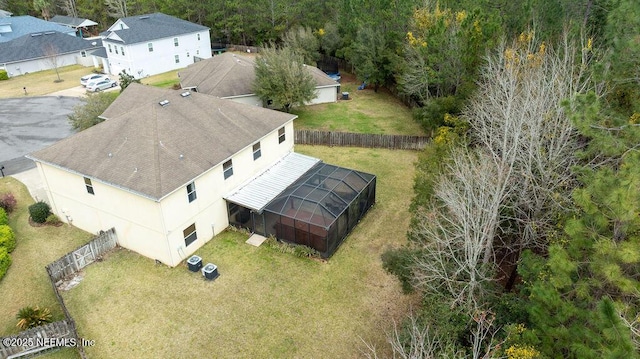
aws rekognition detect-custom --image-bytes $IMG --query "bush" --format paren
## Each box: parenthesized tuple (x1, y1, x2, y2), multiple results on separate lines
(0, 193, 17, 213)
(0, 69, 8, 81)
(381, 246, 416, 293)
(412, 96, 463, 134)
(16, 306, 52, 330)
(0, 247, 11, 281)
(0, 207, 7, 226)
(45, 214, 62, 226)
(0, 225, 16, 252)
(28, 201, 51, 223)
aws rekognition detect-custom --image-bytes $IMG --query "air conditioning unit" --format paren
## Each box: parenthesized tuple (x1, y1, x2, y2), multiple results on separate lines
(187, 255, 202, 272)
(202, 263, 219, 280)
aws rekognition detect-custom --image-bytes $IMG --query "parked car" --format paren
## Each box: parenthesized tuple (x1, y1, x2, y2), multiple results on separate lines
(86, 79, 118, 92)
(80, 74, 109, 87)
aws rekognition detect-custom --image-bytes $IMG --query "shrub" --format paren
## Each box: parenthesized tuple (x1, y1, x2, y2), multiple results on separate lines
(412, 95, 462, 134)
(381, 246, 416, 293)
(0, 225, 16, 252)
(0, 207, 7, 225)
(0, 69, 8, 81)
(45, 214, 62, 226)
(28, 201, 51, 223)
(16, 306, 52, 330)
(0, 247, 11, 281)
(0, 193, 17, 213)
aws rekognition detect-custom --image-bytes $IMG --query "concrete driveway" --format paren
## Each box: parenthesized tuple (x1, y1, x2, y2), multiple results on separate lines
(0, 96, 81, 175)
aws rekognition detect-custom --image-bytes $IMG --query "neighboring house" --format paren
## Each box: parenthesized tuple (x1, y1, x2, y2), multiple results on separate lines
(101, 12, 211, 78)
(178, 52, 340, 107)
(50, 15, 98, 37)
(0, 31, 103, 77)
(0, 15, 75, 43)
(28, 83, 375, 266)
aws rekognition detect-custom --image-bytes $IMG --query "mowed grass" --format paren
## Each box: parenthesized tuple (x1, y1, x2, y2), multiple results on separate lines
(0, 178, 93, 335)
(292, 76, 424, 136)
(0, 65, 90, 98)
(62, 146, 419, 358)
(140, 69, 180, 88)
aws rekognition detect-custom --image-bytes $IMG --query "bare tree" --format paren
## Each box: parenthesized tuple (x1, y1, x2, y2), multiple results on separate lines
(465, 32, 590, 255)
(105, 0, 128, 18)
(43, 43, 64, 82)
(412, 149, 511, 310)
(361, 313, 463, 359)
(58, 0, 78, 18)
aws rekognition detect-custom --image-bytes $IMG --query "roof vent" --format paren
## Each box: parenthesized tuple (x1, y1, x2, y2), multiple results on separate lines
(179, 154, 184, 160)
(44, 31, 55, 35)
(180, 91, 190, 97)
(31, 33, 42, 37)
(158, 100, 169, 107)
(108, 153, 112, 158)
(139, 16, 149, 19)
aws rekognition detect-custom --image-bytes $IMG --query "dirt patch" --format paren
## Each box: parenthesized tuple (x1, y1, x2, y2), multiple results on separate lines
(57, 272, 84, 291)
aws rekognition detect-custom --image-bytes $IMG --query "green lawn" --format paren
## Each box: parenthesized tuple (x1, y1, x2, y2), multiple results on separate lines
(140, 70, 180, 88)
(0, 65, 89, 98)
(292, 79, 424, 136)
(62, 146, 419, 358)
(0, 178, 93, 335)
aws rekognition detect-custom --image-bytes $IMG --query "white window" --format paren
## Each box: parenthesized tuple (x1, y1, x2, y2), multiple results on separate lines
(252, 142, 261, 160)
(84, 177, 94, 195)
(175, 55, 180, 64)
(183, 224, 197, 246)
(187, 52, 190, 57)
(115, 46, 118, 54)
(174, 37, 179, 47)
(81, 51, 86, 57)
(196, 50, 200, 55)
(121, 47, 125, 56)
(223, 160, 233, 179)
(278, 127, 285, 144)
(186, 182, 196, 202)
(108, 44, 112, 53)
(197, 33, 200, 41)
(148, 43, 153, 52)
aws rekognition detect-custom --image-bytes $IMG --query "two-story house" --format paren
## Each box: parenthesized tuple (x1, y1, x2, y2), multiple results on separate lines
(27, 84, 376, 265)
(101, 12, 211, 78)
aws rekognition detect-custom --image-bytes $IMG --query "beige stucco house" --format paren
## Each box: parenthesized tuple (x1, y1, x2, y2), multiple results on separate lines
(178, 52, 340, 107)
(28, 83, 300, 266)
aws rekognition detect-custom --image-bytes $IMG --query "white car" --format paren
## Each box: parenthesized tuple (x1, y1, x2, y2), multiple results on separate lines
(80, 74, 109, 87)
(86, 78, 118, 92)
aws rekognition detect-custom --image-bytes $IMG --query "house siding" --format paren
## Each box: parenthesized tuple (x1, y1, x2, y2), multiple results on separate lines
(104, 30, 211, 78)
(3, 52, 83, 77)
(34, 120, 295, 267)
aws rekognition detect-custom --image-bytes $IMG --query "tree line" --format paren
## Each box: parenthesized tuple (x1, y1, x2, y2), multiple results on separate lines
(7, 0, 640, 356)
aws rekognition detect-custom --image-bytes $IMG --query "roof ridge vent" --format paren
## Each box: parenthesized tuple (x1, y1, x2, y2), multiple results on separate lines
(31, 33, 42, 37)
(139, 15, 150, 19)
(158, 100, 169, 107)
(180, 91, 190, 97)
(44, 31, 55, 35)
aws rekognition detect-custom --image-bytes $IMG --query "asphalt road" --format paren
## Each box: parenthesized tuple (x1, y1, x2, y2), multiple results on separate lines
(0, 96, 81, 176)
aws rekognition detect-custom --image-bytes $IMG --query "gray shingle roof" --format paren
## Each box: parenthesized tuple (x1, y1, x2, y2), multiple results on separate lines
(103, 12, 208, 45)
(29, 83, 297, 200)
(0, 31, 102, 63)
(0, 15, 75, 43)
(178, 52, 339, 98)
(50, 15, 98, 28)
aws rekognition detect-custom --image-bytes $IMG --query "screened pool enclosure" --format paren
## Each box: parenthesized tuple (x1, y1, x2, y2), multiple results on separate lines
(225, 154, 376, 258)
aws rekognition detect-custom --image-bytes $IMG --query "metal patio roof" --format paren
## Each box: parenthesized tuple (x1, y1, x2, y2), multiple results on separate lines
(224, 152, 321, 212)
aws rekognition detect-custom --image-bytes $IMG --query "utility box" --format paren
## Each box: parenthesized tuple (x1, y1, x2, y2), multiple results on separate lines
(202, 263, 219, 280)
(187, 255, 202, 272)
(341, 92, 350, 100)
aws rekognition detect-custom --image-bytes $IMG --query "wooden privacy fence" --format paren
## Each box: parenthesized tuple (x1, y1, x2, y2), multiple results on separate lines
(0, 321, 74, 359)
(1, 228, 118, 359)
(295, 130, 429, 150)
(46, 228, 117, 283)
